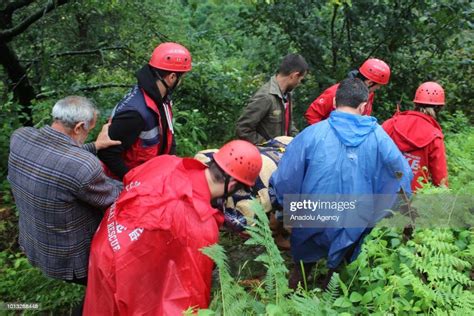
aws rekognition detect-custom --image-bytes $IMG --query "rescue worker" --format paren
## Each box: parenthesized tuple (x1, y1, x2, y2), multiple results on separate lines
(98, 42, 192, 180)
(84, 140, 262, 315)
(270, 78, 412, 290)
(382, 82, 448, 191)
(194, 136, 292, 222)
(304, 58, 390, 125)
(195, 136, 293, 249)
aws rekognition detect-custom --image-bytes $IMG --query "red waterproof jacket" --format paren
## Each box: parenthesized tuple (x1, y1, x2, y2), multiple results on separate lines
(382, 110, 448, 191)
(304, 83, 375, 125)
(84, 156, 224, 315)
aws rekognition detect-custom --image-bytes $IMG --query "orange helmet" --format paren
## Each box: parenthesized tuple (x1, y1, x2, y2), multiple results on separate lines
(213, 140, 262, 186)
(149, 42, 192, 72)
(413, 82, 445, 106)
(359, 58, 391, 85)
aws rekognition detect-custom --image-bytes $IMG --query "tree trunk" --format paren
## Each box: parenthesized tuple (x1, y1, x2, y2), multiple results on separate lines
(0, 41, 34, 125)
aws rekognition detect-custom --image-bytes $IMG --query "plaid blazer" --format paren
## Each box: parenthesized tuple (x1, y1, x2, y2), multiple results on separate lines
(8, 126, 122, 280)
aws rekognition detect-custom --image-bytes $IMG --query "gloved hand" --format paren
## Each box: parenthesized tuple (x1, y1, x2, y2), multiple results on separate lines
(223, 209, 248, 233)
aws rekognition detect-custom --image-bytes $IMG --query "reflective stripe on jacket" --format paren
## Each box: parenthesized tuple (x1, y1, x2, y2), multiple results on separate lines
(112, 85, 174, 171)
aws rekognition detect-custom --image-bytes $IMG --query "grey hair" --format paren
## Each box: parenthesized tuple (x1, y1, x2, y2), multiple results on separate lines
(51, 96, 98, 130)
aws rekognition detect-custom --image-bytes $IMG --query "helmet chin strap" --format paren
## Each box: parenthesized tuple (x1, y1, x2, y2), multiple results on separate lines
(152, 69, 179, 99)
(220, 175, 232, 212)
(366, 80, 377, 89)
(163, 77, 180, 101)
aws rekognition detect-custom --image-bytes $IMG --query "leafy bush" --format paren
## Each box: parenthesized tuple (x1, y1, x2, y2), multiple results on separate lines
(444, 126, 474, 193)
(0, 252, 84, 315)
(340, 228, 473, 315)
(197, 201, 338, 315)
(201, 206, 473, 315)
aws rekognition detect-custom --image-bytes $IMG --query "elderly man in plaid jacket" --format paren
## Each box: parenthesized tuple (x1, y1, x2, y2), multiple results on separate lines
(8, 96, 122, 286)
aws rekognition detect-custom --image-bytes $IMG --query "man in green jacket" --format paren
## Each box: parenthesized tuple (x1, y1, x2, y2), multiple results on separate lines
(236, 54, 308, 144)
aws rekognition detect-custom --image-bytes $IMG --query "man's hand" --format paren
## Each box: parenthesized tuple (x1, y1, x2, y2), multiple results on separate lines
(94, 123, 121, 150)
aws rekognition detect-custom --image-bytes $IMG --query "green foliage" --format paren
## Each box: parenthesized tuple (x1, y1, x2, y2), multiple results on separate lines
(0, 97, 24, 175)
(248, 0, 473, 121)
(201, 201, 337, 315)
(174, 109, 209, 157)
(340, 228, 474, 315)
(200, 244, 257, 315)
(0, 252, 84, 314)
(203, 129, 474, 315)
(0, 1, 473, 314)
(1, 0, 473, 167)
(244, 200, 290, 305)
(440, 110, 472, 135)
(444, 126, 474, 193)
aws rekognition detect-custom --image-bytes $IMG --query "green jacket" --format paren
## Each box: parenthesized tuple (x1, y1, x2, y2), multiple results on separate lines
(236, 76, 298, 144)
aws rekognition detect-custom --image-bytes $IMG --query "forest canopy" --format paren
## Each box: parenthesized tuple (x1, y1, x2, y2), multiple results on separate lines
(0, 0, 472, 162)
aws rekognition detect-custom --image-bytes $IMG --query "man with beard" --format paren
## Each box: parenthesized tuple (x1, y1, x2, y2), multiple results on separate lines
(236, 54, 308, 144)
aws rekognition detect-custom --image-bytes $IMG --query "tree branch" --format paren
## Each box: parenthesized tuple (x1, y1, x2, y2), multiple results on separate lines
(1, 0, 35, 15)
(50, 46, 130, 58)
(0, 0, 70, 42)
(365, 0, 417, 59)
(73, 83, 133, 92)
(19, 46, 132, 63)
(345, 7, 355, 63)
(36, 83, 134, 99)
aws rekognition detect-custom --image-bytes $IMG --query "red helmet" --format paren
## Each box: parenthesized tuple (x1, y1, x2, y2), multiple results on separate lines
(413, 81, 445, 106)
(213, 140, 262, 187)
(149, 42, 192, 72)
(359, 58, 391, 85)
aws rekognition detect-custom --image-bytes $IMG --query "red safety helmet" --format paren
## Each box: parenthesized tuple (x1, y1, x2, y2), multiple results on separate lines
(149, 42, 192, 72)
(213, 140, 262, 187)
(413, 81, 445, 106)
(359, 58, 391, 85)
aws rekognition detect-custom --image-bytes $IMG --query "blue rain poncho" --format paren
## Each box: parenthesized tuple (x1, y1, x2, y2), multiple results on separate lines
(270, 111, 412, 268)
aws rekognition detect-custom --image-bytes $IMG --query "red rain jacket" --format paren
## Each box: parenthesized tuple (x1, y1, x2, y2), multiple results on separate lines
(304, 83, 375, 125)
(382, 110, 448, 191)
(84, 156, 224, 315)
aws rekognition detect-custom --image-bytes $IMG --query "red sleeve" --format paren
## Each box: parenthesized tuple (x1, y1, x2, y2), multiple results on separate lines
(304, 85, 337, 125)
(427, 137, 448, 187)
(363, 92, 375, 116)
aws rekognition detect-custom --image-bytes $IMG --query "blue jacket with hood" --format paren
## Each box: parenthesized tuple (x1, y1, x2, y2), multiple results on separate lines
(270, 111, 412, 268)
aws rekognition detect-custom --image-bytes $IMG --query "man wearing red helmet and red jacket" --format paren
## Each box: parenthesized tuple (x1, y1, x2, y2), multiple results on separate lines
(304, 58, 390, 125)
(382, 82, 448, 191)
(84, 140, 262, 315)
(98, 42, 192, 180)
